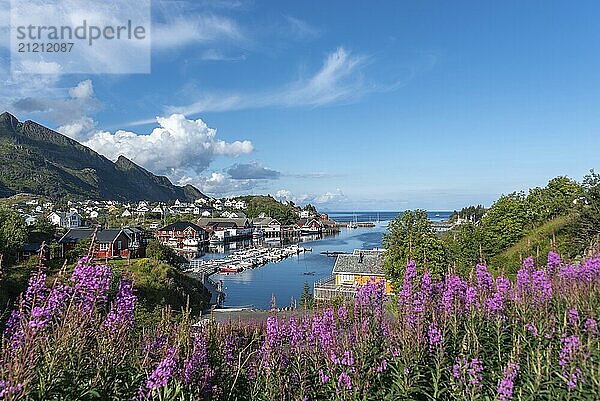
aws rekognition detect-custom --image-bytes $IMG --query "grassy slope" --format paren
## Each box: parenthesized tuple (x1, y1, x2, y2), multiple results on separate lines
(489, 214, 574, 276)
(0, 258, 210, 326)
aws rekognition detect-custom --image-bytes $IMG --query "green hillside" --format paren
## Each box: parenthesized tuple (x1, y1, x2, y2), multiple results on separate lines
(489, 214, 574, 276)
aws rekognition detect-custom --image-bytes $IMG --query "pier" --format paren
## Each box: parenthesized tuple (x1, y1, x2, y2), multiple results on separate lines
(185, 245, 312, 306)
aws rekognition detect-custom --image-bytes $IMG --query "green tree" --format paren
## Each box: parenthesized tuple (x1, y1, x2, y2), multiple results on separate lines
(299, 282, 314, 309)
(443, 222, 484, 275)
(568, 170, 600, 255)
(526, 177, 583, 227)
(31, 216, 55, 238)
(146, 239, 185, 266)
(480, 192, 529, 256)
(383, 210, 448, 285)
(0, 207, 28, 262)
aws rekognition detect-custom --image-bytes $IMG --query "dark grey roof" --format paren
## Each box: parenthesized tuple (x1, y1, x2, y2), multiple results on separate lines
(159, 222, 205, 232)
(332, 250, 386, 275)
(20, 243, 47, 252)
(59, 228, 123, 243)
(59, 228, 94, 243)
(95, 229, 124, 243)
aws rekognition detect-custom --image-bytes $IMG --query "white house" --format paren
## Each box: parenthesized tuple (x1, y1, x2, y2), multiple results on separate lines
(48, 211, 82, 228)
(299, 210, 311, 219)
(23, 214, 37, 226)
(121, 209, 132, 218)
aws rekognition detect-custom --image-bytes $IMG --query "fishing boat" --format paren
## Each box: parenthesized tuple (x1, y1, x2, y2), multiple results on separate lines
(219, 265, 243, 273)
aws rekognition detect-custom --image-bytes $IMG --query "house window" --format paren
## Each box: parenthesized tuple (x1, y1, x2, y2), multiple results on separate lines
(117, 241, 122, 250)
(99, 243, 108, 250)
(339, 274, 354, 284)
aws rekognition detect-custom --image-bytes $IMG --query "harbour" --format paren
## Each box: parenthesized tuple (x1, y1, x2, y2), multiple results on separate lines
(191, 211, 452, 309)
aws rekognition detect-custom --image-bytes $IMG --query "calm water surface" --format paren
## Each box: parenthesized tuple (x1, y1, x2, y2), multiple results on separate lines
(210, 211, 451, 309)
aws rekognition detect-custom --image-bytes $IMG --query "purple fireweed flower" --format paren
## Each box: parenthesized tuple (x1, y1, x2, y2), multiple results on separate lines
(355, 278, 385, 317)
(497, 363, 519, 400)
(318, 369, 329, 384)
(428, 322, 443, 353)
(183, 334, 212, 387)
(144, 347, 177, 392)
(465, 285, 478, 311)
(548, 251, 561, 276)
(266, 316, 280, 347)
(46, 283, 72, 316)
(495, 276, 511, 297)
(337, 371, 351, 391)
(531, 269, 553, 303)
(70, 259, 111, 313)
(398, 260, 417, 309)
(376, 358, 388, 373)
(453, 357, 483, 394)
(584, 318, 598, 336)
(526, 323, 539, 338)
(283, 317, 303, 347)
(452, 358, 464, 380)
(341, 350, 354, 366)
(103, 279, 136, 334)
(559, 335, 584, 390)
(516, 268, 531, 301)
(568, 308, 580, 327)
(468, 358, 484, 389)
(337, 305, 348, 321)
(523, 256, 535, 271)
(476, 263, 494, 293)
(24, 269, 48, 306)
(0, 379, 24, 399)
(441, 275, 467, 315)
(3, 310, 22, 338)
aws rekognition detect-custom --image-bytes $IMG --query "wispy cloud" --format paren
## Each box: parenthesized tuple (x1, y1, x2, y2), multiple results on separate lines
(125, 47, 383, 125)
(201, 49, 247, 61)
(283, 15, 320, 39)
(152, 15, 244, 49)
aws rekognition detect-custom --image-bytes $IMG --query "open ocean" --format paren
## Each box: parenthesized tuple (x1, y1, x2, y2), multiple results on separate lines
(211, 211, 452, 309)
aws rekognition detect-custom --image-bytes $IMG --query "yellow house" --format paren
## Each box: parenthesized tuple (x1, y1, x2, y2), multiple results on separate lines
(314, 249, 392, 301)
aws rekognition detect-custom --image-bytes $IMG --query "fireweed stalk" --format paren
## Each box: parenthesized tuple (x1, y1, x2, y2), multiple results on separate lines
(1, 252, 599, 400)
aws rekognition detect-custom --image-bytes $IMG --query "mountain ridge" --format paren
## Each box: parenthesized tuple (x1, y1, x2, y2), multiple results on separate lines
(0, 112, 207, 202)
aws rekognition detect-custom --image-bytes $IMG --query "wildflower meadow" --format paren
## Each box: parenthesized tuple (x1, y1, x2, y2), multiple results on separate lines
(1, 251, 599, 400)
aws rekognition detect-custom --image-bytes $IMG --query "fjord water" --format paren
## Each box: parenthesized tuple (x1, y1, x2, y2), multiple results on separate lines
(212, 211, 451, 309)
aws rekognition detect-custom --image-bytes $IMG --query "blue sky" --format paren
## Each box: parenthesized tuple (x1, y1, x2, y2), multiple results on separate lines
(1, 0, 600, 211)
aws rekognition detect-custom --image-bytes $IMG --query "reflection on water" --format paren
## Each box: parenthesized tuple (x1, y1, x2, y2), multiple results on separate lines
(211, 223, 388, 309)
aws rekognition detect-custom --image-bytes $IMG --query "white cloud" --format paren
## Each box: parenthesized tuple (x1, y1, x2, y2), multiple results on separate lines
(4, 79, 101, 138)
(68, 80, 94, 99)
(163, 47, 369, 117)
(201, 48, 246, 61)
(176, 172, 268, 196)
(19, 60, 63, 75)
(152, 15, 243, 49)
(272, 188, 347, 207)
(227, 161, 280, 179)
(283, 15, 320, 39)
(83, 114, 253, 176)
(315, 189, 346, 204)
(275, 189, 292, 200)
(57, 116, 96, 139)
